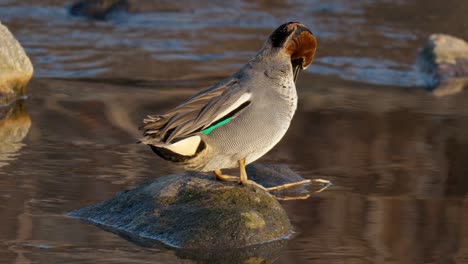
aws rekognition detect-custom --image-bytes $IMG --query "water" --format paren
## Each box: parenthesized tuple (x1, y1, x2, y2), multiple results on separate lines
(1, 0, 468, 263)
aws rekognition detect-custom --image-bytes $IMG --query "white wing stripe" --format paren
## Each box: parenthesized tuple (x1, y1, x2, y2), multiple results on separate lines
(210, 92, 252, 127)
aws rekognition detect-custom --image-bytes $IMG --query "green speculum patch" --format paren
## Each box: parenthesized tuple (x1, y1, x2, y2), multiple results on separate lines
(200, 100, 251, 135)
(201, 117, 232, 135)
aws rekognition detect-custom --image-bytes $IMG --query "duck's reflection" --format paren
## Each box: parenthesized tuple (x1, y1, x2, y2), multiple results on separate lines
(0, 99, 31, 168)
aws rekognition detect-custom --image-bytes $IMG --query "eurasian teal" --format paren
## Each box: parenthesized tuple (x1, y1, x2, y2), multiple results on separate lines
(140, 22, 326, 192)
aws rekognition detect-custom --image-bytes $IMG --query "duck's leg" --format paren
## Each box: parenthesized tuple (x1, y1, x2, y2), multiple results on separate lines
(265, 180, 311, 191)
(213, 169, 239, 182)
(238, 159, 268, 191)
(238, 159, 331, 193)
(237, 159, 332, 199)
(239, 158, 248, 185)
(266, 179, 331, 193)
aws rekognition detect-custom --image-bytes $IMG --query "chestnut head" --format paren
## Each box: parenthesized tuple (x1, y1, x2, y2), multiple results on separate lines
(268, 22, 317, 80)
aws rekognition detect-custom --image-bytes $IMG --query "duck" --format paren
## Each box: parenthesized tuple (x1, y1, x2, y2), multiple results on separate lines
(139, 22, 326, 192)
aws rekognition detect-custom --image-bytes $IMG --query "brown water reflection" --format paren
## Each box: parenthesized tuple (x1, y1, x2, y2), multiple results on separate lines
(279, 78, 468, 264)
(1, 77, 468, 263)
(0, 100, 31, 169)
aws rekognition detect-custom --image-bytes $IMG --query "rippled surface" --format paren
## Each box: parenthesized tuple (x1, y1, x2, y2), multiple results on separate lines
(5, 0, 468, 85)
(1, 0, 468, 263)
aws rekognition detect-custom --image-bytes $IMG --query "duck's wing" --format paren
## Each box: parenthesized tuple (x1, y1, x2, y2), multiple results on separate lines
(140, 78, 252, 144)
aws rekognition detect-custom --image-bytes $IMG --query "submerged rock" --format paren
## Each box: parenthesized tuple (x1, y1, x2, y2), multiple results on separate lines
(69, 0, 128, 20)
(69, 164, 299, 249)
(0, 22, 33, 105)
(419, 34, 468, 96)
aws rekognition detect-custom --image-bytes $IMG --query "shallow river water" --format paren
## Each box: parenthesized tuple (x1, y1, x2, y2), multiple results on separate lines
(1, 0, 468, 263)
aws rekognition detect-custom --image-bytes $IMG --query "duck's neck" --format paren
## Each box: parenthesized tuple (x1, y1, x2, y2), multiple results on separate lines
(233, 46, 291, 82)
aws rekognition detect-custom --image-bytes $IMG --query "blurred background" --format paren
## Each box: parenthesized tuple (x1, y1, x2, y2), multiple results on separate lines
(1, 0, 468, 263)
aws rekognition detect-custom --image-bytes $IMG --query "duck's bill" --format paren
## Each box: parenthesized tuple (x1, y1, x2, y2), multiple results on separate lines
(292, 63, 302, 83)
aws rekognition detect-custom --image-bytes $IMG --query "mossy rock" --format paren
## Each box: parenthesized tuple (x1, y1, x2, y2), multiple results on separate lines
(0, 22, 33, 105)
(69, 166, 295, 249)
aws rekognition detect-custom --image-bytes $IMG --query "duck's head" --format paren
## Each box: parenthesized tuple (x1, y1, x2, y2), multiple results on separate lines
(267, 22, 317, 81)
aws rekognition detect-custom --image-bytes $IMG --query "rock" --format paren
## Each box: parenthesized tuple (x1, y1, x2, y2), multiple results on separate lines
(68, 165, 297, 249)
(0, 22, 33, 105)
(418, 34, 468, 96)
(69, 0, 128, 20)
